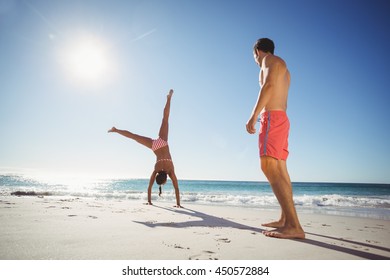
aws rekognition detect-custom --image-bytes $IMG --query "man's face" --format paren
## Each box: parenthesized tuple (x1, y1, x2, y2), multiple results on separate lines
(253, 49, 260, 65)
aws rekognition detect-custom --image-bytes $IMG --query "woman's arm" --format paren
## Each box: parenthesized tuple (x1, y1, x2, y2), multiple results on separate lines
(169, 171, 182, 208)
(147, 171, 157, 205)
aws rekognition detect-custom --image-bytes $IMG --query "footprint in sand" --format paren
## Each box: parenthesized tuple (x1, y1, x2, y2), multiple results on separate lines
(174, 244, 189, 250)
(189, 250, 218, 260)
(1, 201, 15, 208)
(162, 242, 189, 250)
(216, 238, 231, 243)
(193, 231, 210, 235)
(88, 215, 98, 219)
(87, 205, 103, 208)
(4, 202, 15, 205)
(130, 208, 146, 214)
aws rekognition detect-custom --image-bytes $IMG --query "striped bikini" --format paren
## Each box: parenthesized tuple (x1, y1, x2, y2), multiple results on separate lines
(152, 137, 168, 151)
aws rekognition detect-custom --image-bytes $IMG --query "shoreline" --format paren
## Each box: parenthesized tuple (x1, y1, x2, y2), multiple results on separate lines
(0, 195, 389, 260)
(6, 190, 390, 221)
(2, 174, 389, 217)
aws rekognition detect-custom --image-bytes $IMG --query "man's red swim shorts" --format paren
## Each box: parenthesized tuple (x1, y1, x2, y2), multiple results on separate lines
(259, 111, 290, 160)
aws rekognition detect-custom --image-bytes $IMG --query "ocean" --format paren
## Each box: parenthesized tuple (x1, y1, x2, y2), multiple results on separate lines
(1, 173, 389, 220)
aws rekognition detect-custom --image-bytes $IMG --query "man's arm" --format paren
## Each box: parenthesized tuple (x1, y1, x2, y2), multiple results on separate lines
(246, 61, 279, 134)
(147, 171, 157, 205)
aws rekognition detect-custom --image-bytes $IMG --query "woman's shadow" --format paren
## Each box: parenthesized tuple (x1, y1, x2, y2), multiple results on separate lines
(133, 204, 264, 233)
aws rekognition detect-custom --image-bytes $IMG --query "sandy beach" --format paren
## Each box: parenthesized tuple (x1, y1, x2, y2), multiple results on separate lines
(0, 195, 389, 260)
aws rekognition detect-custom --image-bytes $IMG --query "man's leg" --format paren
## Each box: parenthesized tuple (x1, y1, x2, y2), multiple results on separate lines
(261, 156, 305, 239)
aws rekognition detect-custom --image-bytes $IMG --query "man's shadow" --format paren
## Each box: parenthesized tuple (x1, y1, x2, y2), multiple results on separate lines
(297, 232, 390, 260)
(134, 205, 390, 260)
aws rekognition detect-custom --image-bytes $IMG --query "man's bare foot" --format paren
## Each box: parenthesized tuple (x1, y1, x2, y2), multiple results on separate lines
(262, 220, 285, 228)
(108, 127, 117, 133)
(263, 227, 305, 239)
(145, 202, 153, 205)
(174, 205, 183, 208)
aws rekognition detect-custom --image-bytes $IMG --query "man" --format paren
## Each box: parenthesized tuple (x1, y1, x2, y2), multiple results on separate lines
(246, 38, 305, 239)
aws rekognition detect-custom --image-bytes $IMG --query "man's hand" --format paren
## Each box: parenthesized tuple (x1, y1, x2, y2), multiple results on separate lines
(246, 117, 257, 134)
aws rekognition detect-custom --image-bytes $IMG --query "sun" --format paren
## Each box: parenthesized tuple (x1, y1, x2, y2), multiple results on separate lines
(58, 34, 116, 88)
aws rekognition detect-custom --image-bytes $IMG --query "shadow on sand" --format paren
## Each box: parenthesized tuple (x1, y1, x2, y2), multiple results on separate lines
(298, 232, 390, 260)
(134, 205, 390, 260)
(134, 205, 264, 234)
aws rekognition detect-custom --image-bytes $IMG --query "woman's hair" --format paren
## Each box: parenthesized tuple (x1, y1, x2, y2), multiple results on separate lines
(253, 38, 275, 55)
(155, 171, 167, 196)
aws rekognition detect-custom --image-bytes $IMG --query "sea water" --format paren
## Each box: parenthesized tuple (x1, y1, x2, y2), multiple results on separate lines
(1, 173, 389, 220)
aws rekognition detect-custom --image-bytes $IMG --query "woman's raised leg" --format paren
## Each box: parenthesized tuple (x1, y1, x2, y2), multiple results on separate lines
(158, 89, 173, 141)
(108, 127, 153, 149)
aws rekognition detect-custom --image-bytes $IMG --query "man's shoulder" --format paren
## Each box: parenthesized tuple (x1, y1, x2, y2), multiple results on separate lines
(268, 55, 287, 71)
(272, 55, 286, 65)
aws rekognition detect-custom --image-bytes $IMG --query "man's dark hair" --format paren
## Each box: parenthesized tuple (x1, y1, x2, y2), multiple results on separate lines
(253, 38, 275, 55)
(155, 171, 167, 196)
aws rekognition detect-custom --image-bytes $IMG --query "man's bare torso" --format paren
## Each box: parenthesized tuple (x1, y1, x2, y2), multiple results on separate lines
(260, 55, 290, 112)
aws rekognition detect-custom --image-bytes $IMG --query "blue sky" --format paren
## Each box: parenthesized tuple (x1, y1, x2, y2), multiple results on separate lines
(0, 0, 389, 183)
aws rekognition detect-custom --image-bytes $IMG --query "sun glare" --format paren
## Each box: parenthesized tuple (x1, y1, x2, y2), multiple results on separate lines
(58, 34, 116, 88)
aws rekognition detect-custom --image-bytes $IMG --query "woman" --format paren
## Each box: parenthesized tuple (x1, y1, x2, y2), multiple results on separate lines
(108, 89, 181, 207)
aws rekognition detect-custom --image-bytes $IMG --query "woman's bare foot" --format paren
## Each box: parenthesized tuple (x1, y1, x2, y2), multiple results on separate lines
(108, 127, 117, 133)
(168, 89, 173, 98)
(263, 226, 305, 239)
